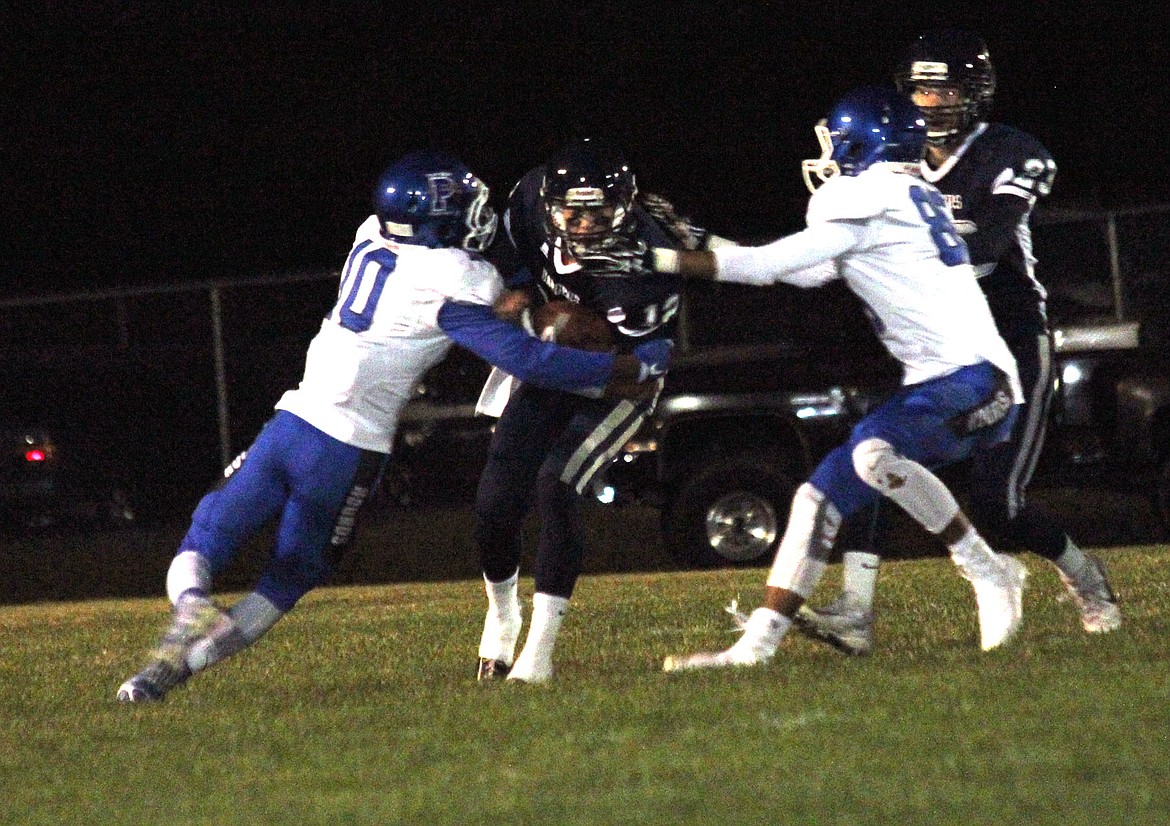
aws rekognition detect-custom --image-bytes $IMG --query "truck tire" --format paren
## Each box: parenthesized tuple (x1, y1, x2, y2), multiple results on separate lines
(663, 451, 798, 568)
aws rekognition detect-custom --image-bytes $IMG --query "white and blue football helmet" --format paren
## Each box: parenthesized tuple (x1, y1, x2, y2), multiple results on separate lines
(373, 151, 497, 251)
(801, 86, 928, 193)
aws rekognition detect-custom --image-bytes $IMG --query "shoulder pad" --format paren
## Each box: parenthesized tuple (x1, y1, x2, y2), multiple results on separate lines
(806, 175, 884, 224)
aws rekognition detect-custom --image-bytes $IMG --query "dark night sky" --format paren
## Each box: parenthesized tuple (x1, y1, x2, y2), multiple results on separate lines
(6, 2, 1169, 296)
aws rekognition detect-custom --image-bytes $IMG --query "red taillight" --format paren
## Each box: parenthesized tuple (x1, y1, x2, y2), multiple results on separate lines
(25, 449, 46, 462)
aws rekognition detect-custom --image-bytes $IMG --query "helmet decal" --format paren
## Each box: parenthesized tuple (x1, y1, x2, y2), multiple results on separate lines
(372, 151, 497, 251)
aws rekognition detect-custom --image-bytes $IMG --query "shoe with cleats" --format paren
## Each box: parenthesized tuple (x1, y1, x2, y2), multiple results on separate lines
(476, 658, 512, 681)
(793, 595, 875, 656)
(960, 553, 1027, 651)
(1058, 552, 1121, 634)
(663, 607, 785, 672)
(504, 651, 553, 684)
(116, 594, 231, 703)
(117, 659, 192, 702)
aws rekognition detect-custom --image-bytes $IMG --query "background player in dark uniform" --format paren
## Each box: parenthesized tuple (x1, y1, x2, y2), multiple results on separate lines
(474, 138, 728, 683)
(795, 29, 1120, 655)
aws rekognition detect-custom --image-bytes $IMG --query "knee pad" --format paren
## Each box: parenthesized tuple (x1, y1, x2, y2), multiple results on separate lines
(851, 438, 957, 535)
(765, 483, 840, 598)
(851, 438, 908, 495)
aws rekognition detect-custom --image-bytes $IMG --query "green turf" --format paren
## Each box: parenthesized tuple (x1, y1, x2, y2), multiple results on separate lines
(2, 546, 1167, 825)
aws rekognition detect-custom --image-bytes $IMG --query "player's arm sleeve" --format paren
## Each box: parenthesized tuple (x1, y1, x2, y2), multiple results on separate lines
(503, 265, 537, 290)
(711, 221, 860, 287)
(437, 301, 616, 392)
(966, 192, 1033, 267)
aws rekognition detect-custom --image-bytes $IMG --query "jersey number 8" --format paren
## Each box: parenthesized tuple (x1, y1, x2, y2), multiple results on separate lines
(909, 185, 969, 268)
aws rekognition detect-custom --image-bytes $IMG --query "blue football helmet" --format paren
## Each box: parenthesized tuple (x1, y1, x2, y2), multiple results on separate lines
(540, 138, 638, 257)
(373, 151, 497, 251)
(801, 87, 928, 192)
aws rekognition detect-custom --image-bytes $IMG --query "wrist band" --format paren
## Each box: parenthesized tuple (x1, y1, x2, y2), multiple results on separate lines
(652, 248, 681, 274)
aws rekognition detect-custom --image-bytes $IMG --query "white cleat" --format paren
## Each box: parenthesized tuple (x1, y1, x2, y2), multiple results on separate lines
(963, 554, 1027, 651)
(663, 607, 785, 672)
(505, 651, 553, 684)
(1058, 552, 1121, 634)
(792, 596, 875, 656)
(477, 612, 522, 682)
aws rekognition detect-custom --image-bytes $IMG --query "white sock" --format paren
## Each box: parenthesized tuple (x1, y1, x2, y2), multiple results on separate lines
(186, 592, 284, 675)
(841, 551, 881, 610)
(479, 570, 522, 663)
(509, 593, 568, 681)
(166, 550, 211, 605)
(948, 528, 999, 575)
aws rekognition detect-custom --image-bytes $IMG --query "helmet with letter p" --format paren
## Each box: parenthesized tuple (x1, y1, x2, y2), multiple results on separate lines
(372, 151, 497, 251)
(801, 86, 928, 192)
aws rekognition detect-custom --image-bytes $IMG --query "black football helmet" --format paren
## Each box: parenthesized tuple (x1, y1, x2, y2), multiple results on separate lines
(540, 138, 638, 257)
(372, 151, 497, 251)
(894, 28, 996, 146)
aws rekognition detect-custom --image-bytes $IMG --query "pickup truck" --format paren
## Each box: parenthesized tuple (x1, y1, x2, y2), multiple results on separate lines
(391, 206, 1170, 568)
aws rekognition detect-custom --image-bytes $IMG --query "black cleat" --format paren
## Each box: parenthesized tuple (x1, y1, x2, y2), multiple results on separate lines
(476, 657, 511, 681)
(117, 659, 192, 702)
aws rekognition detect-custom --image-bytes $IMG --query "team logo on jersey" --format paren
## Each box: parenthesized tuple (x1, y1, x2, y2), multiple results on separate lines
(949, 388, 1013, 437)
(426, 173, 459, 215)
(223, 450, 248, 479)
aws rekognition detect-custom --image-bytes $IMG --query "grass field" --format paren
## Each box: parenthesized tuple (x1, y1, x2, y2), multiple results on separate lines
(2, 542, 1168, 825)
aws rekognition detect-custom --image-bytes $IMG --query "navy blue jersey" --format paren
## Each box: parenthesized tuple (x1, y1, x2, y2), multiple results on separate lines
(921, 122, 1057, 339)
(503, 166, 694, 349)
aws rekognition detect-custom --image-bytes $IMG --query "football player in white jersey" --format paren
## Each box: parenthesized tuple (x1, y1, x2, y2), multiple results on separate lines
(649, 87, 1029, 670)
(117, 151, 668, 702)
(796, 30, 1119, 656)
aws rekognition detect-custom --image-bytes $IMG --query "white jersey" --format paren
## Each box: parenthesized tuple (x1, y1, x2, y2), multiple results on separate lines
(276, 215, 503, 453)
(714, 164, 1020, 399)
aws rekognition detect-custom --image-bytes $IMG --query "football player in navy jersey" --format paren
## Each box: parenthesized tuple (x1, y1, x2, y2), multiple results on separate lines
(795, 29, 1120, 656)
(473, 138, 731, 683)
(116, 150, 667, 702)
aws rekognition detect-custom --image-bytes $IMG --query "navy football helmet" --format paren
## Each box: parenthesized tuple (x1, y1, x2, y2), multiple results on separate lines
(802, 87, 927, 192)
(894, 28, 996, 146)
(372, 151, 497, 251)
(540, 138, 638, 257)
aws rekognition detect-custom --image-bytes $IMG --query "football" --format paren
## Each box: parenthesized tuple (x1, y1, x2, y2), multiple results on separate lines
(531, 301, 614, 351)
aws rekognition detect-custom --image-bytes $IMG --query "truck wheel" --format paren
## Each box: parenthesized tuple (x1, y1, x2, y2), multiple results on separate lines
(663, 452, 797, 568)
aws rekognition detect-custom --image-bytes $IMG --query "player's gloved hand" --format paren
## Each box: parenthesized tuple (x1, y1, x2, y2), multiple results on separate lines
(633, 338, 672, 382)
(494, 288, 533, 328)
(602, 339, 673, 400)
(576, 245, 646, 276)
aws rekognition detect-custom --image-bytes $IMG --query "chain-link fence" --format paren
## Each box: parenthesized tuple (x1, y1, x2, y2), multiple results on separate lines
(0, 271, 338, 517)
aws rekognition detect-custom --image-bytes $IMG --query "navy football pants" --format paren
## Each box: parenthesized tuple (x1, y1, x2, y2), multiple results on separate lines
(474, 382, 657, 598)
